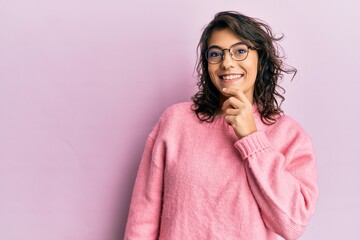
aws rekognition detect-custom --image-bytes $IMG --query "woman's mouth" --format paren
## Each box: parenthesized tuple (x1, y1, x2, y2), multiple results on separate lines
(220, 74, 244, 82)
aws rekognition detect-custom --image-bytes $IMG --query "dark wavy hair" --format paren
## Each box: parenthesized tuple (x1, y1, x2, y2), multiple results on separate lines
(191, 11, 297, 124)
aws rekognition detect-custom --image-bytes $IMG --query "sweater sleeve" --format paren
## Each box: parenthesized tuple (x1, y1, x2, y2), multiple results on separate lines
(124, 134, 165, 239)
(234, 131, 318, 240)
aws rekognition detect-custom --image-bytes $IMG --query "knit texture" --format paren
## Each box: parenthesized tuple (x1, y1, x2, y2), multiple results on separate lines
(125, 102, 318, 240)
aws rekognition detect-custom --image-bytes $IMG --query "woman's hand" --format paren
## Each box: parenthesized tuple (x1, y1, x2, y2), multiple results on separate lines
(222, 88, 257, 139)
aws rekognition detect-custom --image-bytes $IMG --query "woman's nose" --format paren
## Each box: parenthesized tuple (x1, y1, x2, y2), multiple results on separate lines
(220, 51, 235, 69)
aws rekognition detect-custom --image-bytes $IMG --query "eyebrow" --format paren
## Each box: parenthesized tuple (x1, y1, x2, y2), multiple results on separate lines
(208, 41, 245, 49)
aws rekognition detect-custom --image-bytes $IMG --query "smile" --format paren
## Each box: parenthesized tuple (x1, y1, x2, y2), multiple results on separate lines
(220, 74, 243, 81)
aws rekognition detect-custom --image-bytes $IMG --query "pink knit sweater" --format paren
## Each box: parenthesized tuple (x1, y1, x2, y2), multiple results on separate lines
(125, 102, 318, 240)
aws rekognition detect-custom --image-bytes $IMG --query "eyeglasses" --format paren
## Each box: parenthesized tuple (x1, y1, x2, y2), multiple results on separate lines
(205, 42, 257, 64)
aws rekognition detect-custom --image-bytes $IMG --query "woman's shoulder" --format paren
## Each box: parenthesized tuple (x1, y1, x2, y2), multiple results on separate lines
(265, 113, 312, 143)
(164, 101, 194, 114)
(160, 101, 195, 122)
(149, 102, 195, 140)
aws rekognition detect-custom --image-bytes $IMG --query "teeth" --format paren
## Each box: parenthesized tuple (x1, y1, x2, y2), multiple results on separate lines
(222, 74, 242, 80)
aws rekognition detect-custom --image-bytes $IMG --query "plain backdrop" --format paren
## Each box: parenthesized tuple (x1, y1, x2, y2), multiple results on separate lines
(1, 0, 359, 239)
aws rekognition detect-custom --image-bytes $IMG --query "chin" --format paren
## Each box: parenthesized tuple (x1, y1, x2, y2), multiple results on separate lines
(220, 82, 243, 91)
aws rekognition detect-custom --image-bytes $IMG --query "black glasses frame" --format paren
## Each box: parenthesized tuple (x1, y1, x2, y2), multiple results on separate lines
(205, 42, 257, 64)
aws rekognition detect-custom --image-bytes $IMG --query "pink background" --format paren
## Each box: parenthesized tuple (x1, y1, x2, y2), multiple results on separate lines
(1, 0, 359, 239)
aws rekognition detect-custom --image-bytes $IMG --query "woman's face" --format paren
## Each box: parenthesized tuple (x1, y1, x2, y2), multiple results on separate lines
(207, 28, 258, 104)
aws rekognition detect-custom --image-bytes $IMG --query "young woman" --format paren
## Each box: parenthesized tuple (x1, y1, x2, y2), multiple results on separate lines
(125, 11, 318, 240)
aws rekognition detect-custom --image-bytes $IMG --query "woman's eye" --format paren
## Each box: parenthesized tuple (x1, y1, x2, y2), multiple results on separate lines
(210, 52, 221, 57)
(235, 49, 246, 54)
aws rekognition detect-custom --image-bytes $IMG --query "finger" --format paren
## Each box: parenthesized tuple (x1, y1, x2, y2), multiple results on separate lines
(222, 97, 236, 110)
(224, 115, 238, 127)
(223, 88, 251, 105)
(224, 115, 234, 125)
(222, 96, 245, 110)
(224, 108, 239, 116)
(236, 90, 252, 105)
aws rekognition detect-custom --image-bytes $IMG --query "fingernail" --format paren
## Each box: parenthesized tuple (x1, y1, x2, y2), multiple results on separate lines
(222, 88, 227, 92)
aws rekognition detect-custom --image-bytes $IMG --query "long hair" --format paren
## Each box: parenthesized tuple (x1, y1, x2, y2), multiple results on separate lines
(191, 11, 297, 124)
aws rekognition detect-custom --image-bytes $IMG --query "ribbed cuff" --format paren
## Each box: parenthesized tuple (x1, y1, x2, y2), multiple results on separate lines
(234, 131, 271, 159)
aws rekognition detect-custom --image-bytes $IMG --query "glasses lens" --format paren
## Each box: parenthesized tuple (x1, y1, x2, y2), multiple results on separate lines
(231, 44, 249, 61)
(206, 47, 222, 63)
